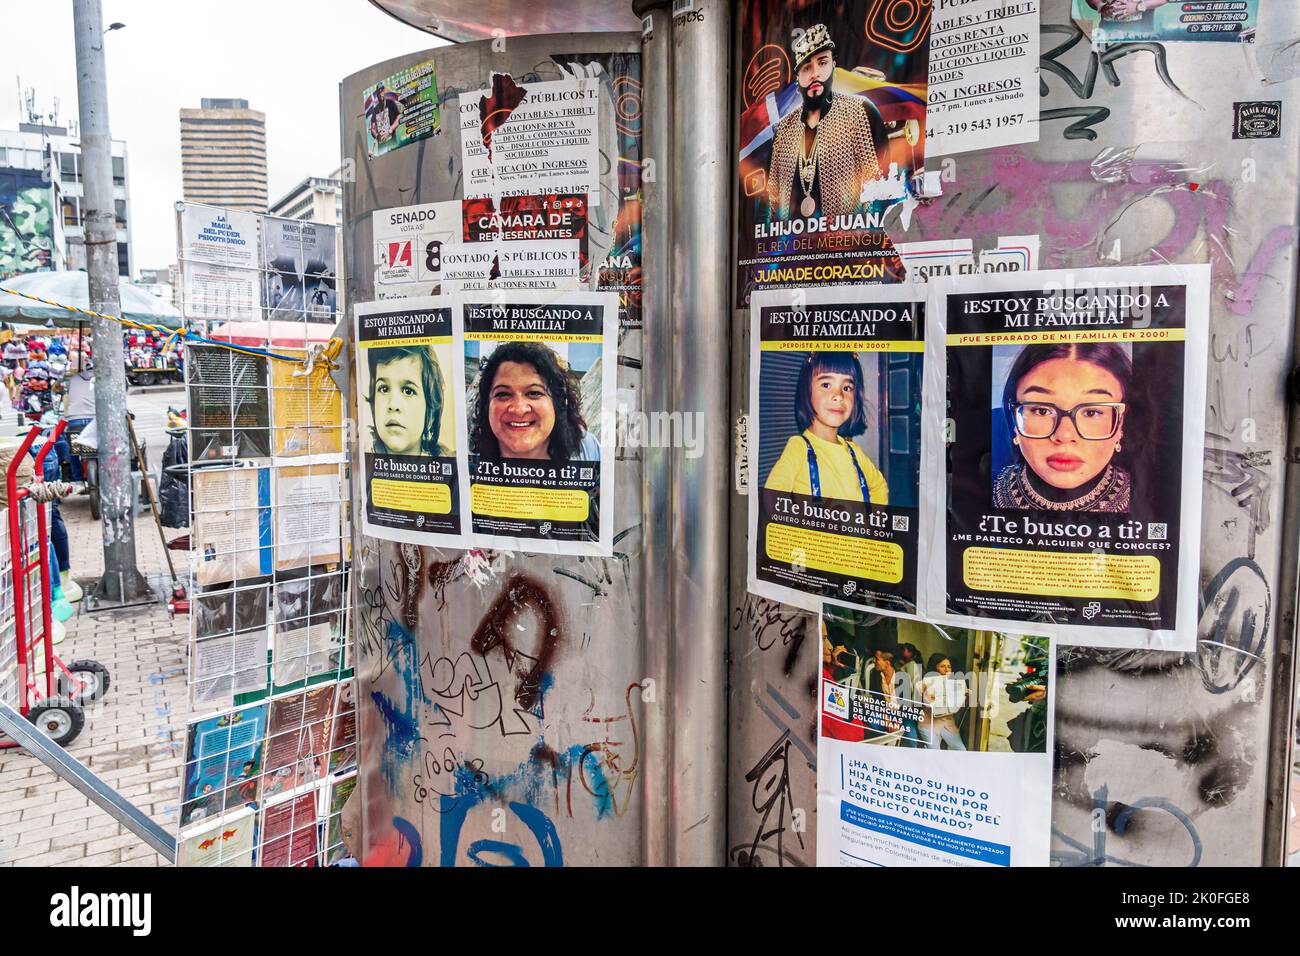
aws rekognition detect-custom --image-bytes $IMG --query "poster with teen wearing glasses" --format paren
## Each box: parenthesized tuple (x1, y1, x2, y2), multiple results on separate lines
(919, 265, 1210, 650)
(354, 297, 462, 547)
(748, 284, 925, 617)
(456, 291, 617, 557)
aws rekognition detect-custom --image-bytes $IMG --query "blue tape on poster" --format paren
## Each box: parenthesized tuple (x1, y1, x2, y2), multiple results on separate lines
(258, 467, 273, 575)
(840, 799, 1011, 866)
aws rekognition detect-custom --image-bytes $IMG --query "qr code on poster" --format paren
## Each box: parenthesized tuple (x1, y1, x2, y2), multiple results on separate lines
(580, 467, 594, 480)
(892, 515, 909, 532)
(1147, 522, 1167, 541)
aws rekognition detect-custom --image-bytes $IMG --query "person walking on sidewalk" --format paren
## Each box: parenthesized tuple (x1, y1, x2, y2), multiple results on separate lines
(62, 349, 95, 482)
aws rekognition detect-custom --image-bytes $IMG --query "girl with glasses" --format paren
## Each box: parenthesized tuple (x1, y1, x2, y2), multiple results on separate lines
(994, 342, 1132, 512)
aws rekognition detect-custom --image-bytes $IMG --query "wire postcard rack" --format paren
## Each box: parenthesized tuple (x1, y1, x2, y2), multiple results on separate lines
(172, 201, 357, 866)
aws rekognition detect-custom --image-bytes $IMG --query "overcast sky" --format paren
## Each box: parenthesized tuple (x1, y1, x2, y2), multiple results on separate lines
(3, 0, 446, 271)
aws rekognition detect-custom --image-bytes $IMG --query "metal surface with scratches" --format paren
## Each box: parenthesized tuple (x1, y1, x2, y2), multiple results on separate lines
(342, 33, 649, 866)
(369, 0, 641, 43)
(727, 0, 1300, 867)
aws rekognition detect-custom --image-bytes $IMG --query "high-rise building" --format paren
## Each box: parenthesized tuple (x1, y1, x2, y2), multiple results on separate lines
(179, 98, 268, 212)
(268, 168, 345, 312)
(267, 169, 343, 225)
(135, 265, 177, 308)
(0, 122, 130, 277)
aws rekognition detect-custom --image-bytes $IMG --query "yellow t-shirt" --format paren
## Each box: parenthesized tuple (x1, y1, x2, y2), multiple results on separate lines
(764, 430, 889, 504)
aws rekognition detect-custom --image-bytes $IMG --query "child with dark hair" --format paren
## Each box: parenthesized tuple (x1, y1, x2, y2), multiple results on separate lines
(764, 351, 887, 503)
(367, 345, 447, 457)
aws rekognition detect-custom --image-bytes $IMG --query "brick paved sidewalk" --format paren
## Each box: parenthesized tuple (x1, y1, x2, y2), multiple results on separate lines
(0, 491, 192, 867)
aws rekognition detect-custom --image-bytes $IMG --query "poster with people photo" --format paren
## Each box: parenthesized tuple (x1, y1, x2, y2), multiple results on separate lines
(920, 265, 1210, 650)
(456, 291, 617, 556)
(748, 285, 924, 617)
(354, 298, 462, 546)
(817, 608, 1053, 866)
(362, 59, 440, 159)
(1072, 0, 1258, 43)
(735, 0, 930, 305)
(262, 217, 337, 322)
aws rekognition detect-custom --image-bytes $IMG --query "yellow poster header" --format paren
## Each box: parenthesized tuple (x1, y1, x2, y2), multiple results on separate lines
(761, 340, 925, 353)
(947, 328, 1185, 346)
(465, 332, 603, 344)
(359, 335, 452, 349)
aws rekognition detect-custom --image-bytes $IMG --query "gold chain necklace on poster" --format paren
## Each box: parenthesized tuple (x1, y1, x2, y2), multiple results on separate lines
(799, 119, 821, 218)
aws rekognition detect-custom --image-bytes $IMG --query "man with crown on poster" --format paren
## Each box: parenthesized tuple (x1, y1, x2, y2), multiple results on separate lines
(766, 23, 884, 223)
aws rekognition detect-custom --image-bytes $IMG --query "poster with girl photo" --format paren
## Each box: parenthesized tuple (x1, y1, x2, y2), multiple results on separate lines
(748, 285, 924, 617)
(354, 297, 461, 547)
(920, 265, 1210, 650)
(456, 291, 617, 556)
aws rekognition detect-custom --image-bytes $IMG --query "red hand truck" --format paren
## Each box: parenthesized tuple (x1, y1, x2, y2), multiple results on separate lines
(0, 421, 111, 749)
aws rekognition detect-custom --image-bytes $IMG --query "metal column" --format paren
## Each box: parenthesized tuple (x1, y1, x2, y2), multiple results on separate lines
(723, 0, 1300, 867)
(634, 0, 675, 869)
(342, 33, 649, 868)
(667, 0, 731, 866)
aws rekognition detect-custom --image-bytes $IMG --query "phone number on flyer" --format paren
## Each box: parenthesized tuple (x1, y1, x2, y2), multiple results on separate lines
(928, 114, 1025, 138)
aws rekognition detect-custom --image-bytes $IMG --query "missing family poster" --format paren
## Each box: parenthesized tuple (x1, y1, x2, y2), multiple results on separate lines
(354, 298, 461, 546)
(817, 609, 1053, 866)
(457, 291, 617, 556)
(736, 0, 930, 304)
(748, 285, 924, 617)
(920, 265, 1210, 650)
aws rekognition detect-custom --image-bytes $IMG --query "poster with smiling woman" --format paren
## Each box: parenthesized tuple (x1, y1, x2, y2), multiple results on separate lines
(354, 297, 462, 546)
(456, 290, 617, 556)
(919, 265, 1210, 650)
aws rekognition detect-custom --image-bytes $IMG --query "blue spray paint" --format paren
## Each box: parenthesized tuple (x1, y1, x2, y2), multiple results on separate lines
(370, 620, 428, 793)
(392, 815, 423, 867)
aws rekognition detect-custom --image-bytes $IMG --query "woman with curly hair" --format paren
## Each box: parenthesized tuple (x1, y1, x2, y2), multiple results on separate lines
(471, 342, 600, 461)
(367, 344, 448, 457)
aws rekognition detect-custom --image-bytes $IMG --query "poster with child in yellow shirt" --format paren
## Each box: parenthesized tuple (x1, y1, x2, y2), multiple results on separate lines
(748, 284, 924, 616)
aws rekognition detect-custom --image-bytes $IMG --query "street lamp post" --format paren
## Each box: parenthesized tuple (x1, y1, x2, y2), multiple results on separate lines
(72, 0, 152, 609)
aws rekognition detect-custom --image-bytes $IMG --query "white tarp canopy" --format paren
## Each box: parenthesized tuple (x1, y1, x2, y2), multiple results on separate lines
(0, 271, 183, 330)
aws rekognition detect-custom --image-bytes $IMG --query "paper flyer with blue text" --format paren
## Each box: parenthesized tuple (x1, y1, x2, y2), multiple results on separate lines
(817, 608, 1053, 866)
